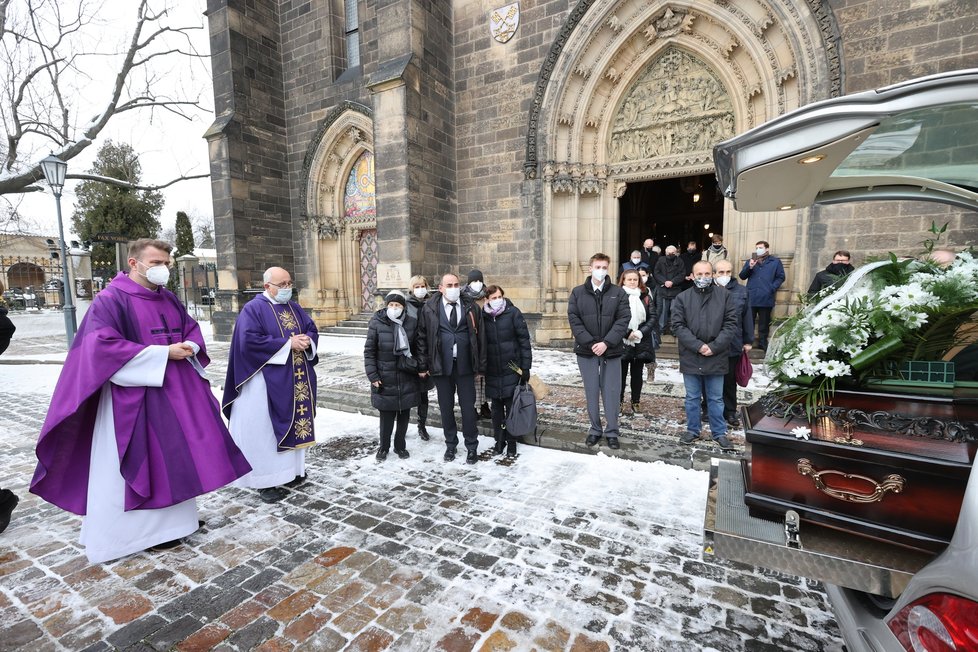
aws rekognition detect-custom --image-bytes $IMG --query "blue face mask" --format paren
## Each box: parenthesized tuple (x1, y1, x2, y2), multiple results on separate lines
(273, 288, 292, 304)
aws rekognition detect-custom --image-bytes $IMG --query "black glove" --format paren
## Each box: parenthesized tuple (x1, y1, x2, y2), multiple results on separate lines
(521, 368, 531, 384)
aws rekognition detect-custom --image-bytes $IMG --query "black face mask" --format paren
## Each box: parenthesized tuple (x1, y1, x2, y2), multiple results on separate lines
(826, 262, 853, 276)
(667, 253, 677, 259)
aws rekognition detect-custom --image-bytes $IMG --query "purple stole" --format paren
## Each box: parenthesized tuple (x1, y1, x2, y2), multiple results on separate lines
(266, 301, 317, 449)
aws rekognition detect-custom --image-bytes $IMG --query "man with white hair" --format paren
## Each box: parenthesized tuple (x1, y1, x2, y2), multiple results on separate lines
(223, 267, 320, 503)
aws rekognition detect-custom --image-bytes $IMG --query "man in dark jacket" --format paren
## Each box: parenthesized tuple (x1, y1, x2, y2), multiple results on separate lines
(640, 238, 659, 271)
(672, 261, 739, 451)
(568, 253, 631, 449)
(652, 245, 686, 334)
(417, 273, 487, 464)
(807, 250, 854, 297)
(738, 240, 785, 350)
(714, 260, 753, 428)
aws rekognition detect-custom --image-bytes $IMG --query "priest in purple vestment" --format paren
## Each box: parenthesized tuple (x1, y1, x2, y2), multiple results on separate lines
(31, 239, 251, 563)
(222, 266, 319, 503)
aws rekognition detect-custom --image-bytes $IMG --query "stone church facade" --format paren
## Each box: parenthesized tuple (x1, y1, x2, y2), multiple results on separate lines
(204, 0, 978, 341)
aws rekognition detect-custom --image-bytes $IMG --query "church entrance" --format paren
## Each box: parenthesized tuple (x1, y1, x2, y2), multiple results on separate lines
(618, 173, 724, 265)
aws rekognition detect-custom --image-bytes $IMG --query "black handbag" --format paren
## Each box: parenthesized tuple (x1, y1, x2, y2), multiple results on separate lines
(396, 354, 419, 372)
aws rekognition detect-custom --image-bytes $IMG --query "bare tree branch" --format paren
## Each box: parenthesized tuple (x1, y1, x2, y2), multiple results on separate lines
(0, 0, 211, 196)
(67, 171, 209, 191)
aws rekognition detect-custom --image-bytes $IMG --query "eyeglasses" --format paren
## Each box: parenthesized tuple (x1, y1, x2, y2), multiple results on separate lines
(268, 281, 293, 289)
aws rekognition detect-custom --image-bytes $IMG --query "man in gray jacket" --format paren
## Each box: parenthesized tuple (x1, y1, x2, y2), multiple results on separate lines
(568, 253, 631, 450)
(671, 261, 739, 451)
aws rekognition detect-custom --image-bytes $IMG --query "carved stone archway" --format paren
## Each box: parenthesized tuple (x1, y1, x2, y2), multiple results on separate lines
(531, 0, 841, 338)
(299, 104, 375, 323)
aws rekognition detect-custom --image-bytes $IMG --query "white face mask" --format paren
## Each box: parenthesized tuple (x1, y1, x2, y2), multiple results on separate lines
(639, 275, 649, 284)
(693, 277, 712, 289)
(714, 275, 731, 287)
(413, 287, 428, 299)
(488, 297, 505, 311)
(755, 247, 767, 257)
(591, 268, 608, 282)
(386, 307, 403, 320)
(273, 288, 292, 304)
(469, 281, 483, 293)
(138, 261, 170, 286)
(444, 287, 461, 302)
(631, 257, 641, 265)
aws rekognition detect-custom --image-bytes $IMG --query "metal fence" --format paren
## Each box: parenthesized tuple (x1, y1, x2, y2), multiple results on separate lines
(1, 255, 66, 309)
(177, 263, 219, 321)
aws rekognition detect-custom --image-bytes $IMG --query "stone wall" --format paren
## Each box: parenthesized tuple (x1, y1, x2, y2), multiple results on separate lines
(206, 0, 293, 338)
(807, 0, 978, 276)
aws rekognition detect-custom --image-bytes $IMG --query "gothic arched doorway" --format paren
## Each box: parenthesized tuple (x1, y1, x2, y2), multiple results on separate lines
(618, 173, 724, 263)
(344, 151, 378, 310)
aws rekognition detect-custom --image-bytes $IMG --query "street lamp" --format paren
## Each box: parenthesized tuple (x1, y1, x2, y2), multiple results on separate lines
(39, 154, 77, 347)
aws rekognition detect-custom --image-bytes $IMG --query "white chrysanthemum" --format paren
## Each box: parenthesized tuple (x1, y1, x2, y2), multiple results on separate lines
(791, 426, 811, 440)
(904, 312, 929, 329)
(819, 360, 852, 378)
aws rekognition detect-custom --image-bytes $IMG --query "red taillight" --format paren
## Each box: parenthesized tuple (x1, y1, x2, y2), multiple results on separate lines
(888, 593, 978, 651)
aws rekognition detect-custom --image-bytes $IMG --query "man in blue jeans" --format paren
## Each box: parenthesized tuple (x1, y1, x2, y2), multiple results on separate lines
(671, 261, 739, 451)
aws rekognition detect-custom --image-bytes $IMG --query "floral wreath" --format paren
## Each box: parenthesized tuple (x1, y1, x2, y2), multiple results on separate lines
(768, 223, 978, 419)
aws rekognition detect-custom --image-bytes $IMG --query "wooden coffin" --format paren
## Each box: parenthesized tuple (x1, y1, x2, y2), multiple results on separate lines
(743, 389, 978, 553)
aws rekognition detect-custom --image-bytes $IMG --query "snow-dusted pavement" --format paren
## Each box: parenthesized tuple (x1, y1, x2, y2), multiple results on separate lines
(0, 312, 842, 651)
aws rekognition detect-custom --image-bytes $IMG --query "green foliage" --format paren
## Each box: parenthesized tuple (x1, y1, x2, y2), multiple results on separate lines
(71, 141, 164, 271)
(169, 211, 196, 292)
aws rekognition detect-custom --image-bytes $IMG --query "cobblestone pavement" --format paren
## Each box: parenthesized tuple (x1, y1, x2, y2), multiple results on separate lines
(0, 328, 844, 651)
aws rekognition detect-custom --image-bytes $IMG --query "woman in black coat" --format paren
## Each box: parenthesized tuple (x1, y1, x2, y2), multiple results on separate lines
(483, 285, 532, 458)
(618, 269, 659, 415)
(364, 292, 422, 461)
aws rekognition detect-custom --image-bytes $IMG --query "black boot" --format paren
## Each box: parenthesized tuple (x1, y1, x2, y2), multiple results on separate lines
(493, 429, 506, 455)
(506, 436, 518, 458)
(417, 403, 430, 441)
(0, 489, 18, 534)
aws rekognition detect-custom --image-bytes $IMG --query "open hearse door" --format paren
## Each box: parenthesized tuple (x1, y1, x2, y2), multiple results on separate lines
(705, 69, 978, 652)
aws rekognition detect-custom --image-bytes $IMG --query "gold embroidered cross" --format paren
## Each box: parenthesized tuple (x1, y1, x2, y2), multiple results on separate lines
(294, 367, 306, 379)
(297, 404, 309, 416)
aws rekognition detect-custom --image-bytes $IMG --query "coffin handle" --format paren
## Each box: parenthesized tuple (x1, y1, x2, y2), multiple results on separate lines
(797, 458, 906, 504)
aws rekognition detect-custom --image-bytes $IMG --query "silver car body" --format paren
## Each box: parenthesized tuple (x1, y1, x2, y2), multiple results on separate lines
(710, 68, 978, 652)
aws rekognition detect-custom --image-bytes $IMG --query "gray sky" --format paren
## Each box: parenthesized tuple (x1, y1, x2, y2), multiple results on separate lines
(16, 0, 214, 239)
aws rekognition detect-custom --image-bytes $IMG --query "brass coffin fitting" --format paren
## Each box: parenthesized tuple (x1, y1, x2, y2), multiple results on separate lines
(797, 458, 906, 504)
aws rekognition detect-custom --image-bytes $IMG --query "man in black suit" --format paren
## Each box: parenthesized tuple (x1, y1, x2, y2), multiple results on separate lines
(417, 272, 487, 464)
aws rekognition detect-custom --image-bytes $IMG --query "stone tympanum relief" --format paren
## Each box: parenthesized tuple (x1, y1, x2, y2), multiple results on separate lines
(609, 48, 734, 163)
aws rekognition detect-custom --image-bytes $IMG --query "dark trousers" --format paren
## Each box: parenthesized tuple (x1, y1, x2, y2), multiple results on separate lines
(723, 356, 739, 420)
(379, 408, 410, 453)
(416, 393, 428, 426)
(753, 307, 773, 347)
(490, 396, 513, 439)
(619, 359, 645, 404)
(433, 363, 479, 452)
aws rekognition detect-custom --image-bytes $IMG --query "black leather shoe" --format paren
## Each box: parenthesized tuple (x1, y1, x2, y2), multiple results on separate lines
(150, 538, 183, 551)
(0, 489, 18, 534)
(376, 450, 388, 462)
(444, 450, 456, 462)
(284, 474, 306, 488)
(418, 425, 430, 441)
(585, 434, 601, 447)
(479, 403, 492, 420)
(258, 486, 288, 503)
(396, 450, 410, 459)
(606, 437, 621, 450)
(466, 450, 478, 464)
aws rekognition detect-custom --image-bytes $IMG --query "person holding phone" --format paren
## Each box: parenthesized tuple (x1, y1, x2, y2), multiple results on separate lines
(738, 240, 785, 350)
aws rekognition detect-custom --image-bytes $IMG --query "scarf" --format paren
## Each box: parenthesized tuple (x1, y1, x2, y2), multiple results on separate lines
(622, 286, 645, 346)
(389, 314, 412, 358)
(484, 301, 505, 318)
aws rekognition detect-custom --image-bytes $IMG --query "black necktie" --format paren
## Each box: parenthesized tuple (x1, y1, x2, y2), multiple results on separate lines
(449, 303, 458, 328)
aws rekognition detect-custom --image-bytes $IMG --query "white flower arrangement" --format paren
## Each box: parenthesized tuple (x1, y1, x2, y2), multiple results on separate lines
(791, 426, 811, 440)
(769, 226, 978, 418)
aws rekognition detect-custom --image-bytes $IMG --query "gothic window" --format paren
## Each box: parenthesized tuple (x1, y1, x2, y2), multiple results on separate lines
(344, 151, 375, 225)
(344, 0, 360, 69)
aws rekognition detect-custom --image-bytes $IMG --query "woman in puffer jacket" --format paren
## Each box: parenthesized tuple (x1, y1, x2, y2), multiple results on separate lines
(618, 269, 659, 416)
(482, 285, 532, 458)
(364, 291, 422, 461)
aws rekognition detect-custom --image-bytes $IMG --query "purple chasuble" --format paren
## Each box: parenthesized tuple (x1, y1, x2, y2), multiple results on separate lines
(31, 272, 252, 515)
(222, 294, 319, 451)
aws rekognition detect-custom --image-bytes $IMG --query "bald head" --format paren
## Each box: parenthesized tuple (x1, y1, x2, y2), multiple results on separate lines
(263, 267, 292, 290)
